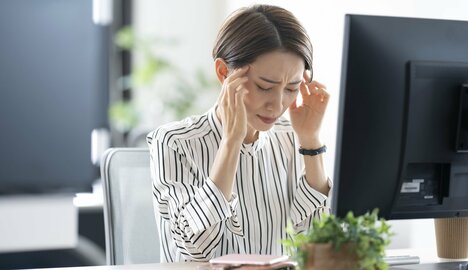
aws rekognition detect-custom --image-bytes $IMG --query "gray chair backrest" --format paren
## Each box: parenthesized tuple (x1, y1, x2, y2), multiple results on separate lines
(101, 148, 160, 265)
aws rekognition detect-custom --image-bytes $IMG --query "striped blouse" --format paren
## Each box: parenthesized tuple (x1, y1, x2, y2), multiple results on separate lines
(146, 106, 331, 262)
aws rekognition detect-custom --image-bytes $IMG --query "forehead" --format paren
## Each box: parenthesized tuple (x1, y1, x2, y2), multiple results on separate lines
(248, 50, 305, 79)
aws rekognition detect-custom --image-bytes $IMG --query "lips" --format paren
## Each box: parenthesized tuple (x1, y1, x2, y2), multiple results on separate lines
(258, 115, 277, 124)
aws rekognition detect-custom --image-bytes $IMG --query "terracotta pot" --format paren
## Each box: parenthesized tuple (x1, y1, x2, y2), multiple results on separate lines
(302, 243, 358, 270)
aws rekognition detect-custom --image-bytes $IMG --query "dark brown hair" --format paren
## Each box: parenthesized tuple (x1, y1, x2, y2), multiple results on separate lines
(212, 4, 313, 78)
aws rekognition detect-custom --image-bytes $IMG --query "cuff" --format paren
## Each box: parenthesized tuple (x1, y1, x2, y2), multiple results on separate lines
(183, 178, 243, 236)
(299, 176, 330, 208)
(290, 176, 332, 227)
(225, 192, 244, 236)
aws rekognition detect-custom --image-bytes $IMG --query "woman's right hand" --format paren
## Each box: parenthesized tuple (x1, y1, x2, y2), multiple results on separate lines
(216, 66, 250, 145)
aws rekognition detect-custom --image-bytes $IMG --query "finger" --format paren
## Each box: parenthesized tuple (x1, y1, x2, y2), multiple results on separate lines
(222, 75, 246, 104)
(307, 82, 323, 96)
(228, 77, 248, 107)
(217, 85, 228, 109)
(289, 98, 298, 110)
(315, 87, 330, 103)
(228, 76, 248, 92)
(318, 87, 330, 98)
(321, 92, 330, 103)
(299, 80, 310, 98)
(216, 83, 226, 105)
(218, 80, 230, 108)
(234, 87, 248, 121)
(225, 66, 250, 83)
(310, 80, 327, 90)
(235, 86, 248, 107)
(320, 94, 330, 103)
(219, 66, 249, 114)
(223, 66, 249, 102)
(303, 70, 313, 83)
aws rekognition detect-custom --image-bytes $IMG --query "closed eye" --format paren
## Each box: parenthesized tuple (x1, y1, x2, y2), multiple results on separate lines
(286, 88, 299, 93)
(256, 84, 272, 91)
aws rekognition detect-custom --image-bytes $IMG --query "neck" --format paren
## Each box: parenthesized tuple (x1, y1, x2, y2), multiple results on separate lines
(244, 126, 259, 144)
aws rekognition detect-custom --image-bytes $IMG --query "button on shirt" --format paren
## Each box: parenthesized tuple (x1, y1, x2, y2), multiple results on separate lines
(146, 106, 332, 262)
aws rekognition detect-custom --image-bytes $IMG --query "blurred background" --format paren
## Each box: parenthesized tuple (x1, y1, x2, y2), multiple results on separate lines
(0, 0, 467, 268)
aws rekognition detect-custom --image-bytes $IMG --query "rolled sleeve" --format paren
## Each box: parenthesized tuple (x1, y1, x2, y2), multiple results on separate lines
(183, 177, 243, 236)
(290, 176, 332, 231)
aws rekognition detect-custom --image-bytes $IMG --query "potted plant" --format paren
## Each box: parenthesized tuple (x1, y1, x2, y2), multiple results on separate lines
(283, 209, 392, 270)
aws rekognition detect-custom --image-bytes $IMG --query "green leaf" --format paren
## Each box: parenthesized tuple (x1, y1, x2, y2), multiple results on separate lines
(283, 209, 393, 270)
(114, 26, 135, 49)
(108, 101, 139, 132)
(132, 57, 170, 87)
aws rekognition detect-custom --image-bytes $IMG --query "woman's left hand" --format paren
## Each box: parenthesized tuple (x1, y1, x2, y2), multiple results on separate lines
(289, 76, 330, 149)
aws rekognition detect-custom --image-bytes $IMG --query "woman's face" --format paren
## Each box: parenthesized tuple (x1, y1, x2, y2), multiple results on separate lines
(242, 50, 305, 134)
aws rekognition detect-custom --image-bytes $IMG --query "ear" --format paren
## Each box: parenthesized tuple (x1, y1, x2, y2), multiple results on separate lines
(214, 58, 229, 84)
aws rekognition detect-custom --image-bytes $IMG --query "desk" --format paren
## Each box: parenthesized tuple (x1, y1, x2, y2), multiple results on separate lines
(387, 248, 468, 270)
(32, 262, 203, 270)
(0, 189, 106, 269)
(30, 260, 468, 270)
(387, 248, 468, 264)
(0, 195, 77, 253)
(0, 180, 103, 254)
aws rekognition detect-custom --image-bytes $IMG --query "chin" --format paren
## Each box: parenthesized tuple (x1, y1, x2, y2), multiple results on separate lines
(251, 121, 275, 132)
(247, 114, 278, 132)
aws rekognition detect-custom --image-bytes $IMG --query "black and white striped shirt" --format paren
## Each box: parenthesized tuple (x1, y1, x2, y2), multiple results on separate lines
(147, 106, 331, 262)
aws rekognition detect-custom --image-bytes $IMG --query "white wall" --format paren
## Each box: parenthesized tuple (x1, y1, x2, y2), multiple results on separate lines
(386, 219, 437, 249)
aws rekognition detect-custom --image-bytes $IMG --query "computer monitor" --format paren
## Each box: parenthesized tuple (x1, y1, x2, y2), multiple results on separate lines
(332, 14, 468, 220)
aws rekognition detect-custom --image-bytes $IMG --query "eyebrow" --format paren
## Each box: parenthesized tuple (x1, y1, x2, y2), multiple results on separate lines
(259, 76, 302, 85)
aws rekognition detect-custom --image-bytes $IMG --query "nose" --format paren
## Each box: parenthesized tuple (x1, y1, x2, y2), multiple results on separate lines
(266, 91, 284, 113)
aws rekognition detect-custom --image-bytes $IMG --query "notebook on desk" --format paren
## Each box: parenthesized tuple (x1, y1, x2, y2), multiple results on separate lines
(209, 254, 289, 265)
(200, 254, 296, 270)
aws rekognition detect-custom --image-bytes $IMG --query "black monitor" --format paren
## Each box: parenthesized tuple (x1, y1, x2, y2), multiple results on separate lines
(332, 14, 468, 219)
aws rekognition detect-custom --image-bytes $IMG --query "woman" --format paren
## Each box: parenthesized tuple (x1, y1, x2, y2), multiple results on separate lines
(147, 4, 332, 262)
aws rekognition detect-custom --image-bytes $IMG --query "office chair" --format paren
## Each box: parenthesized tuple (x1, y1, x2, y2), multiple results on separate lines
(101, 148, 160, 265)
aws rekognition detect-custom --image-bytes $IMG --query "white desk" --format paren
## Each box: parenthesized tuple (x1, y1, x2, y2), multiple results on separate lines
(0, 195, 77, 253)
(387, 248, 468, 264)
(29, 259, 468, 270)
(33, 263, 203, 270)
(387, 248, 439, 264)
